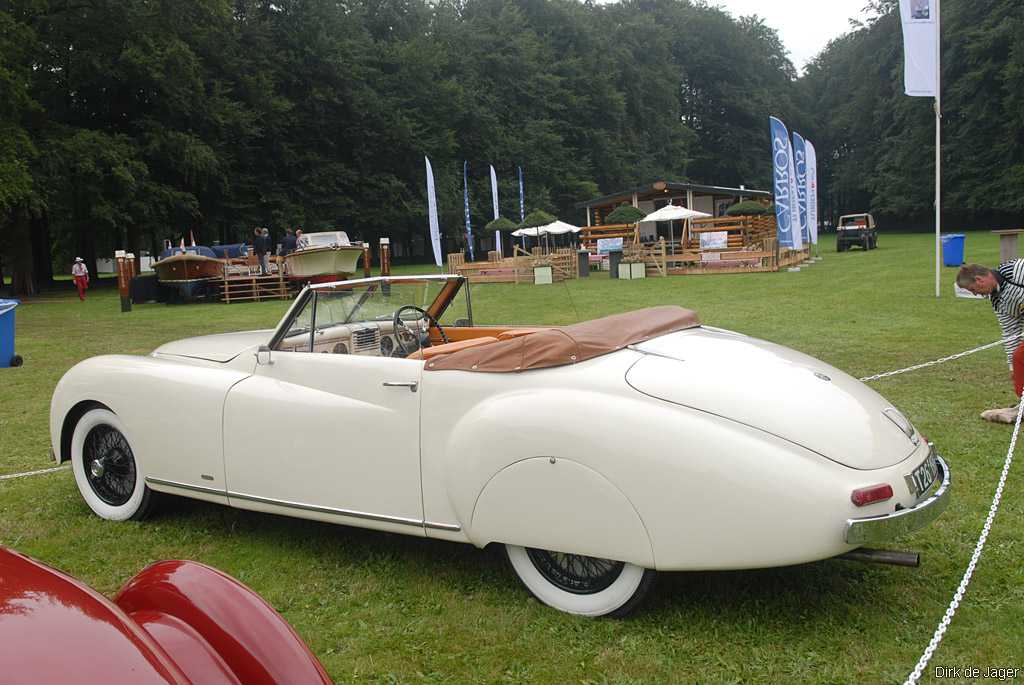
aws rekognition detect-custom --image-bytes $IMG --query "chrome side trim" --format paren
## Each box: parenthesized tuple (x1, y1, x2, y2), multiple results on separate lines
(226, 490, 462, 532)
(146, 477, 227, 498)
(844, 454, 951, 545)
(145, 478, 462, 532)
(424, 520, 462, 532)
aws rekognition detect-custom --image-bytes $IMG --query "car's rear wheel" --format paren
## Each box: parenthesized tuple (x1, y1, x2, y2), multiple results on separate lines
(71, 408, 156, 521)
(504, 544, 656, 617)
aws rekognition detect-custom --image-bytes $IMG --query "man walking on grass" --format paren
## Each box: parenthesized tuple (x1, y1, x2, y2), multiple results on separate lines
(958, 261, 1024, 423)
(71, 257, 89, 301)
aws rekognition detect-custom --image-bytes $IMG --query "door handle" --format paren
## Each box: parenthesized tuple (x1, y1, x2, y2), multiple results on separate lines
(383, 381, 418, 392)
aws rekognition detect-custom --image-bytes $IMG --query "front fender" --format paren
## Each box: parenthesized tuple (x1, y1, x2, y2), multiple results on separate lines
(49, 355, 249, 495)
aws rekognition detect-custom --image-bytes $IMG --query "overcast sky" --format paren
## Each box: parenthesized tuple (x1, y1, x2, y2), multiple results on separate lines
(710, 0, 879, 72)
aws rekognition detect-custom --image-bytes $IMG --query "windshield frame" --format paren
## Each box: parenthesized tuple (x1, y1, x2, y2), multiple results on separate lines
(267, 274, 468, 351)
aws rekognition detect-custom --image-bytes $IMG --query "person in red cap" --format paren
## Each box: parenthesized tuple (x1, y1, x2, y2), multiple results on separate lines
(72, 257, 89, 301)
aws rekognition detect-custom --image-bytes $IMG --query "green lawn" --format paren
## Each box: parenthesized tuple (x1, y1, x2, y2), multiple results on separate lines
(1, 232, 1022, 683)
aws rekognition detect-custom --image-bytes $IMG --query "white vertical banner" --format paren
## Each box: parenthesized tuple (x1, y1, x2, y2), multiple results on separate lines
(425, 156, 442, 267)
(899, 0, 937, 96)
(805, 141, 819, 246)
(900, 0, 941, 297)
(489, 165, 501, 257)
(787, 137, 803, 251)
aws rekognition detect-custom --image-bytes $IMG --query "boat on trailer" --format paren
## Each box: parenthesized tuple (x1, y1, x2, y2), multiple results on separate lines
(153, 245, 225, 301)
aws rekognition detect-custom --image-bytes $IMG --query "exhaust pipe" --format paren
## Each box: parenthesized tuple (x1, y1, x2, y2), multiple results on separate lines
(838, 547, 920, 567)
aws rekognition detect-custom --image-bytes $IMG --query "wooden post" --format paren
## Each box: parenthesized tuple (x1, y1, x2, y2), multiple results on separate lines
(115, 250, 131, 312)
(379, 238, 391, 276)
(992, 229, 1024, 264)
(362, 242, 371, 277)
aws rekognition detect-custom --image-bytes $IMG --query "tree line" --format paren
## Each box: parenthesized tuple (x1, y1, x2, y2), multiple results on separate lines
(1, 0, 1020, 293)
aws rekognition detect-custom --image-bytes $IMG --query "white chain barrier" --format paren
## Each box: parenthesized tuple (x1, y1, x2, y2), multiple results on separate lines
(855, 338, 1017, 685)
(902, 393, 1023, 685)
(858, 340, 1003, 382)
(0, 464, 68, 481)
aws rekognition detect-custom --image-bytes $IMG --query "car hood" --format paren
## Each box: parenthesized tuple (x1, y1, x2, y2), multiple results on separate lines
(626, 328, 920, 470)
(152, 330, 273, 363)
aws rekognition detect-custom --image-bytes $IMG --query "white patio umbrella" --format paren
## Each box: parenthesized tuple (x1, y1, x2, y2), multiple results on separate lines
(537, 220, 581, 235)
(640, 205, 711, 223)
(640, 205, 712, 251)
(511, 226, 547, 238)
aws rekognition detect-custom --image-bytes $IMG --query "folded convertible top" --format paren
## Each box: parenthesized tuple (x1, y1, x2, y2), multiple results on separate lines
(424, 305, 700, 373)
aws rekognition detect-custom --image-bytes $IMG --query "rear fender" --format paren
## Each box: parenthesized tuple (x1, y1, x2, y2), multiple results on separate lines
(470, 457, 655, 567)
(115, 560, 331, 685)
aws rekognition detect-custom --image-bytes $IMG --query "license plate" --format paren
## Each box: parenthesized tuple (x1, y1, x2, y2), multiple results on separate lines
(905, 453, 939, 498)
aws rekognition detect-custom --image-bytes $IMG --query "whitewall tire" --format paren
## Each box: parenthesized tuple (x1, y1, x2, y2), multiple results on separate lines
(71, 408, 155, 521)
(505, 545, 656, 617)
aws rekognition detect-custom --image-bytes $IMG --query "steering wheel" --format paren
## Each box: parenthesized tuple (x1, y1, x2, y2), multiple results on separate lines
(393, 305, 449, 356)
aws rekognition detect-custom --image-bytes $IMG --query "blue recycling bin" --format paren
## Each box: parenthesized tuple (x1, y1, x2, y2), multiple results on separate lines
(0, 299, 22, 368)
(941, 233, 965, 266)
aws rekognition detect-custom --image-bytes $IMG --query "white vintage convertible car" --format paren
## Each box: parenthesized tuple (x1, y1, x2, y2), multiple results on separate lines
(50, 275, 950, 616)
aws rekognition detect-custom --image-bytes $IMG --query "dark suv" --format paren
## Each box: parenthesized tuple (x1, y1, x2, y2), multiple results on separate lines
(836, 213, 877, 251)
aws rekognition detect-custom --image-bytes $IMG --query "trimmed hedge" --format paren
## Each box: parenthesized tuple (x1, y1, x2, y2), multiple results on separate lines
(724, 200, 770, 216)
(604, 204, 647, 224)
(518, 209, 557, 228)
(485, 217, 518, 232)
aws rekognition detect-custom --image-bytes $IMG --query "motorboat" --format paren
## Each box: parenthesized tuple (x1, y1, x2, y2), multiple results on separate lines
(152, 245, 225, 300)
(284, 231, 363, 280)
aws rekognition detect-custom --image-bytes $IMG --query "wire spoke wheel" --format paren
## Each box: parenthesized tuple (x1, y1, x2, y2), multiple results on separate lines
(525, 548, 625, 595)
(83, 425, 137, 507)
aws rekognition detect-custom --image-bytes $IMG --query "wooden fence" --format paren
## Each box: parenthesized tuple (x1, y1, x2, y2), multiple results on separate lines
(447, 246, 579, 284)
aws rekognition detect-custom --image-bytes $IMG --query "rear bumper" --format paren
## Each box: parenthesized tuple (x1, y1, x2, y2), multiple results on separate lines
(844, 454, 951, 545)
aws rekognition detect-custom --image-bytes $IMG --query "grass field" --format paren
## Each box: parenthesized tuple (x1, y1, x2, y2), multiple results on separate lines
(1, 232, 1022, 683)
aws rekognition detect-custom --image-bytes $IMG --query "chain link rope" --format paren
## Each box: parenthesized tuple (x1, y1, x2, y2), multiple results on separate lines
(0, 465, 68, 481)
(902, 393, 1023, 685)
(852, 338, 1018, 685)
(858, 340, 1003, 382)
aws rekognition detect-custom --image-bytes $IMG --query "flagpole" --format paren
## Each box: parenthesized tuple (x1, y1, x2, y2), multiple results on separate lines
(934, 0, 941, 298)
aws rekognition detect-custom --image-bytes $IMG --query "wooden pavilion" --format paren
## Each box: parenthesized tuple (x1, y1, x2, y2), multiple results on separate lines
(574, 180, 807, 275)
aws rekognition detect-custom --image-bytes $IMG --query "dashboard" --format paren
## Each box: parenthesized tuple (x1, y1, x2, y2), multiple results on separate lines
(278, 320, 428, 357)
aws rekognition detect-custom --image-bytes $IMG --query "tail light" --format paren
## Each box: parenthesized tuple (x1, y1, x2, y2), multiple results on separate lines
(851, 484, 893, 507)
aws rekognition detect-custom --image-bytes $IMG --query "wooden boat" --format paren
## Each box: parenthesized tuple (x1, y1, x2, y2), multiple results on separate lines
(285, 231, 363, 280)
(153, 246, 225, 301)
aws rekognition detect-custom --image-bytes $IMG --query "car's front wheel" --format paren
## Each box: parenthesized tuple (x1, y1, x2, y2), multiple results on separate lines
(71, 408, 156, 521)
(505, 545, 656, 617)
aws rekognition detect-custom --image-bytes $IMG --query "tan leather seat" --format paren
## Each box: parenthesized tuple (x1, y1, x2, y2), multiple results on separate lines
(407, 336, 499, 361)
(496, 328, 546, 340)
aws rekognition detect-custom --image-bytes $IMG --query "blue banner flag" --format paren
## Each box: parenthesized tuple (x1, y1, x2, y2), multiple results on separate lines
(463, 161, 474, 262)
(518, 166, 525, 222)
(792, 131, 810, 245)
(769, 116, 797, 249)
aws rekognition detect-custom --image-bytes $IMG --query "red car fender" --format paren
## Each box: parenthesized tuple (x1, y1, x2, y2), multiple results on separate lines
(115, 560, 332, 685)
(0, 548, 190, 685)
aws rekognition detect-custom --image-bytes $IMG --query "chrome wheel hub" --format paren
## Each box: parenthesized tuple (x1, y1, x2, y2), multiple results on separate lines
(89, 459, 106, 479)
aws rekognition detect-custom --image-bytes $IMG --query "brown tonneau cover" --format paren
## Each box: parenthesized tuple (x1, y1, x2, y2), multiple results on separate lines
(424, 305, 700, 372)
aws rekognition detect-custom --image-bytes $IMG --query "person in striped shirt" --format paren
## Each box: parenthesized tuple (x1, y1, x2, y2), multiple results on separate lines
(957, 261, 1024, 423)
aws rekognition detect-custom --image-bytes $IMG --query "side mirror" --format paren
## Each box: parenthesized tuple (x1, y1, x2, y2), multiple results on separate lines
(256, 344, 273, 366)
